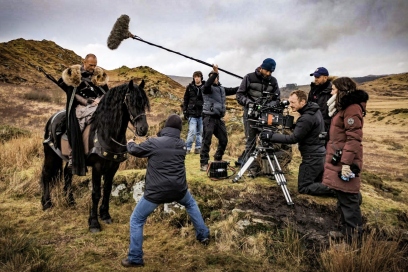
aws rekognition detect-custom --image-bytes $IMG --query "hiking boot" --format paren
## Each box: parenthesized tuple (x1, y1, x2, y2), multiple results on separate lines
(200, 164, 208, 172)
(194, 148, 201, 154)
(200, 237, 210, 246)
(121, 259, 144, 268)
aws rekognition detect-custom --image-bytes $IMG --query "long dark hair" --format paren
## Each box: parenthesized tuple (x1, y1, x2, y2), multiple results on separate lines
(332, 77, 357, 111)
(93, 81, 150, 139)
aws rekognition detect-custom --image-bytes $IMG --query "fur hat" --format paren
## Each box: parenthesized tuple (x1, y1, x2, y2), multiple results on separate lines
(62, 64, 81, 87)
(164, 114, 182, 131)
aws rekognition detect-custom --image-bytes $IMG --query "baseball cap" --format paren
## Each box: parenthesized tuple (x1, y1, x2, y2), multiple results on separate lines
(310, 67, 329, 77)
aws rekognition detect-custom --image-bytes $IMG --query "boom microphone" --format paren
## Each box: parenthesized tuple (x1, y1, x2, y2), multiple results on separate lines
(107, 15, 243, 79)
(107, 14, 132, 50)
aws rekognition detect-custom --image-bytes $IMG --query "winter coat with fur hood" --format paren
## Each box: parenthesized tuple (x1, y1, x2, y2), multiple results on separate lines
(322, 89, 369, 193)
(57, 64, 109, 176)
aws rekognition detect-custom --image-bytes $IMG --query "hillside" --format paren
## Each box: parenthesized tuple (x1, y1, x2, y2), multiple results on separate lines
(0, 38, 188, 127)
(1, 38, 408, 271)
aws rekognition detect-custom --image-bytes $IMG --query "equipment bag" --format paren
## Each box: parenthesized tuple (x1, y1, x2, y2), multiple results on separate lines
(207, 161, 236, 180)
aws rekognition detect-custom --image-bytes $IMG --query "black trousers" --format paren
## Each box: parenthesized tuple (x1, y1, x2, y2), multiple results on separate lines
(298, 154, 334, 196)
(200, 115, 228, 165)
(244, 119, 258, 155)
(336, 190, 363, 238)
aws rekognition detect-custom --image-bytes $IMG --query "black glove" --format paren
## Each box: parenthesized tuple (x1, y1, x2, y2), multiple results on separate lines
(87, 98, 95, 105)
(245, 98, 255, 107)
(260, 131, 273, 141)
(183, 111, 188, 120)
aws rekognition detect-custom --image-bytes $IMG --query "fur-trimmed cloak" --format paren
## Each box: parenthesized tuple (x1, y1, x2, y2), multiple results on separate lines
(58, 65, 109, 176)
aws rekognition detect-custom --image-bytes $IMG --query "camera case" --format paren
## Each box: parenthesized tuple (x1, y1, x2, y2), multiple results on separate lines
(208, 161, 229, 179)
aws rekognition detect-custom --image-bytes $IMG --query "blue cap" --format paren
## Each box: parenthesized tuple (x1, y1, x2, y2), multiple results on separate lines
(310, 67, 329, 77)
(261, 58, 276, 72)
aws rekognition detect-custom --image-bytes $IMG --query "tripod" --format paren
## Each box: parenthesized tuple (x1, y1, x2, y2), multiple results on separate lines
(232, 144, 294, 206)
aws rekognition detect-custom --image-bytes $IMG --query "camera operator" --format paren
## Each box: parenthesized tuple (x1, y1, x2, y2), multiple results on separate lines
(260, 90, 335, 197)
(236, 58, 280, 168)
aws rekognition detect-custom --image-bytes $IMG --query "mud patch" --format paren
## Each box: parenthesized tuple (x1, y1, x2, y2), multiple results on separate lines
(236, 187, 339, 248)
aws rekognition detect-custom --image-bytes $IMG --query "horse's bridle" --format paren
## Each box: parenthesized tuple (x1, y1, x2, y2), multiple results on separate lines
(124, 92, 146, 125)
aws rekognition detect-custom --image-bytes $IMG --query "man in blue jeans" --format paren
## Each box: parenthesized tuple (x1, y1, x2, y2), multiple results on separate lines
(122, 114, 210, 268)
(183, 71, 204, 154)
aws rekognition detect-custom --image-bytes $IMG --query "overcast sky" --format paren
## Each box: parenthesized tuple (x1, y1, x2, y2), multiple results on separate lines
(1, 0, 407, 87)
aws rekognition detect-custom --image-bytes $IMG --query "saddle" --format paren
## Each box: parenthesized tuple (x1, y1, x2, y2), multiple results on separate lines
(44, 111, 127, 163)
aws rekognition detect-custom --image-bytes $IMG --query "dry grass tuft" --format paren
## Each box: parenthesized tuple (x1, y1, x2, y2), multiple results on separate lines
(320, 230, 408, 272)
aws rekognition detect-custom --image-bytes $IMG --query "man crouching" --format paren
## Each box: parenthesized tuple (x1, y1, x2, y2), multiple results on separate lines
(122, 114, 210, 268)
(260, 90, 335, 197)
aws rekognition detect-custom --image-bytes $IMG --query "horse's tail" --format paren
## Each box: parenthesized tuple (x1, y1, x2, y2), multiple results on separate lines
(44, 115, 53, 140)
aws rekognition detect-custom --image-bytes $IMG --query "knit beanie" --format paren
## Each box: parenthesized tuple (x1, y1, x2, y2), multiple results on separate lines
(164, 114, 182, 131)
(261, 58, 276, 72)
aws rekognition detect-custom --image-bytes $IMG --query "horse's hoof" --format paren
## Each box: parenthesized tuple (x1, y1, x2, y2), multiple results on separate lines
(89, 227, 101, 233)
(102, 218, 112, 224)
(67, 196, 76, 207)
(42, 201, 53, 211)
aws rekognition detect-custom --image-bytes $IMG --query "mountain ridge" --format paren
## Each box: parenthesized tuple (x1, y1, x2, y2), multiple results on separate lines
(2, 38, 406, 98)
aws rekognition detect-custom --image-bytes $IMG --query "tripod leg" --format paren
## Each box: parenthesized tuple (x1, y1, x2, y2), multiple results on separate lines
(232, 155, 256, 183)
(266, 154, 294, 206)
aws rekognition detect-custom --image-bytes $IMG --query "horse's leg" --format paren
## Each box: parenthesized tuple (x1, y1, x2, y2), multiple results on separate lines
(99, 163, 120, 224)
(89, 163, 103, 233)
(63, 163, 75, 207)
(41, 144, 62, 210)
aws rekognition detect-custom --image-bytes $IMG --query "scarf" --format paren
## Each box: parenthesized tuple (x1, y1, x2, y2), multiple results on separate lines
(327, 94, 337, 117)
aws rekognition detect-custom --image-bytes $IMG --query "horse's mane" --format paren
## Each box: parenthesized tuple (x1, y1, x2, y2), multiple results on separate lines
(92, 81, 150, 138)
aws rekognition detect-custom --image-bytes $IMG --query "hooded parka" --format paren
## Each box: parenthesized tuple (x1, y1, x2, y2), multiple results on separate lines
(322, 90, 369, 193)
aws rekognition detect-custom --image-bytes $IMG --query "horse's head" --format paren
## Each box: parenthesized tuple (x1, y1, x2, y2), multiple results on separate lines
(124, 80, 150, 136)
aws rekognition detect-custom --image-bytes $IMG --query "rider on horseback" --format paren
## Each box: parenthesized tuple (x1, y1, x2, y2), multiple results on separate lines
(58, 54, 109, 176)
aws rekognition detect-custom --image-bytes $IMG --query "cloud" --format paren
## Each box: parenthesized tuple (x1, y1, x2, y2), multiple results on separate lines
(0, 0, 407, 87)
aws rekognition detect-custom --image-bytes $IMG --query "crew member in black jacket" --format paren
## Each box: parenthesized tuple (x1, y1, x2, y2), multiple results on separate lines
(183, 71, 204, 154)
(122, 115, 210, 268)
(308, 67, 333, 133)
(236, 58, 280, 167)
(260, 90, 335, 196)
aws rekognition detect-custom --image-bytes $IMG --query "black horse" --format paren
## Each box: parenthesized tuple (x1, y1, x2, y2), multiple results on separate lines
(40, 80, 150, 232)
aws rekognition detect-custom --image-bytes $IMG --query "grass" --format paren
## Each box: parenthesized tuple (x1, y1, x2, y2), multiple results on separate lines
(320, 230, 408, 272)
(1, 131, 407, 271)
(0, 125, 31, 143)
(23, 90, 52, 102)
(1, 74, 408, 271)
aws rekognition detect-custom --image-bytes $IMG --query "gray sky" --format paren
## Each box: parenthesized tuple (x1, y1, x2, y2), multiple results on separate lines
(1, 0, 407, 87)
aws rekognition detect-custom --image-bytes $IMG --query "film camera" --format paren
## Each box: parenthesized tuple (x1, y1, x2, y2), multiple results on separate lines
(247, 94, 294, 131)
